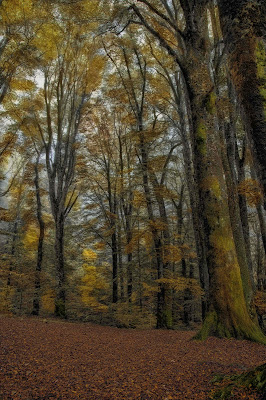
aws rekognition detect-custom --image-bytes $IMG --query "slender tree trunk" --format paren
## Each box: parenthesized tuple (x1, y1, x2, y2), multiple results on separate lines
(32, 155, 45, 316)
(111, 230, 118, 304)
(117, 220, 125, 301)
(149, 170, 173, 328)
(139, 134, 172, 328)
(126, 234, 133, 303)
(54, 213, 66, 318)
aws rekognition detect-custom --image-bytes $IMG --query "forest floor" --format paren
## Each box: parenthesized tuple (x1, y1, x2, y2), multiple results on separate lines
(0, 316, 265, 400)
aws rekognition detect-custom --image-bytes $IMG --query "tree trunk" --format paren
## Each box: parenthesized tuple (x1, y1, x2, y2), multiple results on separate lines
(217, 0, 266, 208)
(139, 133, 172, 328)
(111, 230, 118, 303)
(190, 81, 265, 342)
(117, 220, 125, 301)
(219, 122, 255, 304)
(176, 75, 209, 319)
(54, 214, 66, 318)
(177, 0, 265, 342)
(32, 155, 45, 316)
(149, 169, 173, 328)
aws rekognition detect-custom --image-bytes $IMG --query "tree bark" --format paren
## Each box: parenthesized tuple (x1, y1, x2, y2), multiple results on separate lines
(32, 154, 45, 316)
(54, 213, 66, 317)
(217, 0, 266, 208)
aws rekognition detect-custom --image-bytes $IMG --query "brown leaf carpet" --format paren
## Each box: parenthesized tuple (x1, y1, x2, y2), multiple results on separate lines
(0, 316, 265, 399)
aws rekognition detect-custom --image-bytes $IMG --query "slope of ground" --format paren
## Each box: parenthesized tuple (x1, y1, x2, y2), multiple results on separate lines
(0, 316, 265, 399)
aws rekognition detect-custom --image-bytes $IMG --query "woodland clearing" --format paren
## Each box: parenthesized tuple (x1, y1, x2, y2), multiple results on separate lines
(0, 316, 265, 399)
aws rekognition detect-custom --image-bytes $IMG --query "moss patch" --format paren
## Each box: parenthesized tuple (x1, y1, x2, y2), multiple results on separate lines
(210, 363, 266, 399)
(255, 40, 266, 117)
(196, 121, 207, 155)
(206, 92, 216, 114)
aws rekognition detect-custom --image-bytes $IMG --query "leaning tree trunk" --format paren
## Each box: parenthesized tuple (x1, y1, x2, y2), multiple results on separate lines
(217, 0, 266, 208)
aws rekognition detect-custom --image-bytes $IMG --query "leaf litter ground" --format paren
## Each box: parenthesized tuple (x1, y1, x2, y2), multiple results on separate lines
(0, 316, 265, 399)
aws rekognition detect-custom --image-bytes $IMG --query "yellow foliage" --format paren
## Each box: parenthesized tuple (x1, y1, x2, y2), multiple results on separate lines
(41, 289, 55, 314)
(94, 242, 106, 251)
(142, 281, 159, 295)
(61, 0, 100, 21)
(113, 302, 156, 329)
(10, 79, 36, 92)
(65, 191, 80, 212)
(0, 209, 14, 222)
(238, 178, 263, 206)
(1, 0, 34, 24)
(82, 248, 97, 262)
(0, 286, 15, 313)
(23, 225, 39, 250)
(162, 245, 182, 263)
(149, 219, 168, 232)
(85, 55, 105, 93)
(79, 263, 108, 311)
(32, 23, 64, 61)
(154, 185, 179, 200)
(133, 190, 146, 208)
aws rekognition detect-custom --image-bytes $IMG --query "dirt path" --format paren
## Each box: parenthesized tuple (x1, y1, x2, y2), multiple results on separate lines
(0, 316, 265, 399)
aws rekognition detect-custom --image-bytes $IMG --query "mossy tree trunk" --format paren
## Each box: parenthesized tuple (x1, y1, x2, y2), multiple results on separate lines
(181, 2, 265, 342)
(218, 123, 255, 307)
(217, 0, 266, 208)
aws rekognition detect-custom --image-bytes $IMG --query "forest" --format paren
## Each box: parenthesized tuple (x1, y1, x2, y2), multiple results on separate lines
(0, 0, 265, 398)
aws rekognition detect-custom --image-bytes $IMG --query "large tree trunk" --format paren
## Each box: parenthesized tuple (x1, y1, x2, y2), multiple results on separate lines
(219, 122, 255, 305)
(217, 0, 266, 208)
(181, 1, 265, 342)
(178, 94, 209, 319)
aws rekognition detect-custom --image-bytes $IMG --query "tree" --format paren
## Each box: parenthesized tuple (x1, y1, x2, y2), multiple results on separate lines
(217, 0, 266, 208)
(31, 148, 45, 316)
(15, 10, 105, 317)
(115, 0, 266, 341)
